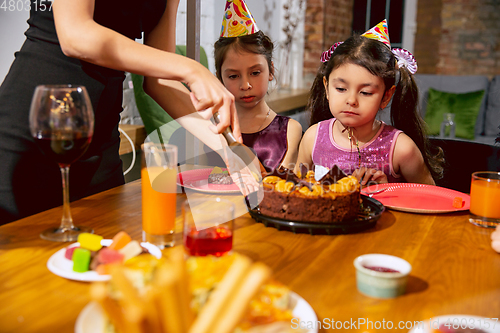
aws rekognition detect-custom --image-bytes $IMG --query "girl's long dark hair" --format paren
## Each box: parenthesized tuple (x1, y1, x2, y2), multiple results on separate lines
(214, 30, 274, 81)
(308, 35, 444, 180)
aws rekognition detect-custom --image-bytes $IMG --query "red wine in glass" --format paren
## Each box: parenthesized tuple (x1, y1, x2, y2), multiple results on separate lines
(34, 133, 92, 167)
(29, 85, 94, 242)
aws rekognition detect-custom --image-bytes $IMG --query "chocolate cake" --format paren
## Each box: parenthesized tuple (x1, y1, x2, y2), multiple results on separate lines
(208, 167, 233, 185)
(259, 165, 361, 223)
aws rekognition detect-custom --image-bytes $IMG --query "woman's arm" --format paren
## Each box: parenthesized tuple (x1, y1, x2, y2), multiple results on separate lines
(52, 0, 241, 140)
(293, 124, 318, 175)
(280, 118, 303, 170)
(392, 133, 435, 185)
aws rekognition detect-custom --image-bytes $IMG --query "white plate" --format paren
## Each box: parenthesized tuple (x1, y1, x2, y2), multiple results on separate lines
(408, 315, 500, 333)
(75, 291, 318, 333)
(47, 239, 162, 282)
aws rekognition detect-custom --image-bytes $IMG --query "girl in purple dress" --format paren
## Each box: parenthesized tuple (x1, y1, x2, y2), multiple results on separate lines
(213, 0, 302, 174)
(295, 20, 443, 185)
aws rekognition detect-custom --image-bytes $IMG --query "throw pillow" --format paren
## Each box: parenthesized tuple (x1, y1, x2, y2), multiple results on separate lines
(424, 88, 485, 140)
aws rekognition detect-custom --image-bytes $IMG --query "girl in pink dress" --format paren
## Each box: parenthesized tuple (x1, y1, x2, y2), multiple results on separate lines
(295, 21, 443, 186)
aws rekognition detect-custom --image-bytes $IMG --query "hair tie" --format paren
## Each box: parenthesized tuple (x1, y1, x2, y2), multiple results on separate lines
(320, 41, 343, 63)
(391, 48, 418, 74)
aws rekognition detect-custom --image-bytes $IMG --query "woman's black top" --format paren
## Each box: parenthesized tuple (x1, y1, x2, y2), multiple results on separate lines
(0, 0, 166, 224)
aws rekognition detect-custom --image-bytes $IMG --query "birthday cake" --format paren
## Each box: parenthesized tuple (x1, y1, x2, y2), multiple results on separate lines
(259, 165, 361, 223)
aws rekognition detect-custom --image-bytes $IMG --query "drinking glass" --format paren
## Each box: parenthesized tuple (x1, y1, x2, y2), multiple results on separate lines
(141, 142, 178, 248)
(29, 85, 94, 241)
(469, 171, 500, 228)
(182, 198, 234, 257)
(439, 113, 456, 138)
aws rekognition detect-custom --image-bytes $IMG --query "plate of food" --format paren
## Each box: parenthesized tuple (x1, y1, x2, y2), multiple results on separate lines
(75, 291, 317, 333)
(361, 183, 470, 214)
(177, 167, 241, 194)
(408, 315, 500, 333)
(75, 252, 318, 333)
(47, 233, 162, 282)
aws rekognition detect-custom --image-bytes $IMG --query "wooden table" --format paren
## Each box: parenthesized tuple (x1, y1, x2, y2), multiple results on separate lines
(1, 181, 499, 333)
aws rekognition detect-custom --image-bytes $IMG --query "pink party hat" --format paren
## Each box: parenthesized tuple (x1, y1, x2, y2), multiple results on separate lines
(220, 0, 260, 38)
(362, 19, 391, 48)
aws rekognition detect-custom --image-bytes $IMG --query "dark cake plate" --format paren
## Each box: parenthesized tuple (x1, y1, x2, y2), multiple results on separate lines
(248, 195, 385, 235)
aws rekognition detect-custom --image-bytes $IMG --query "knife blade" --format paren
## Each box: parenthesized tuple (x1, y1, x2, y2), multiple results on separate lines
(213, 112, 264, 207)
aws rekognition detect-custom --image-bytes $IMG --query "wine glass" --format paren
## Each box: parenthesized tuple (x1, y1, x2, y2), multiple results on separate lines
(29, 85, 94, 242)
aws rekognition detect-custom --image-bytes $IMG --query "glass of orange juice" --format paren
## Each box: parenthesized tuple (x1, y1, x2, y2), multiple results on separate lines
(141, 142, 178, 248)
(469, 171, 500, 228)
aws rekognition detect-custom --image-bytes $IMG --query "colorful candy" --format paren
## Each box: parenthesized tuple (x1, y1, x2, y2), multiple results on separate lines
(65, 231, 147, 273)
(72, 248, 91, 273)
(107, 231, 132, 251)
(119, 240, 143, 262)
(64, 246, 79, 260)
(77, 233, 103, 252)
(453, 196, 463, 209)
(98, 248, 124, 264)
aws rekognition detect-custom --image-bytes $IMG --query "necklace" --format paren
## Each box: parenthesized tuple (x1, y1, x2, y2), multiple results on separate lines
(256, 109, 271, 132)
(342, 126, 362, 168)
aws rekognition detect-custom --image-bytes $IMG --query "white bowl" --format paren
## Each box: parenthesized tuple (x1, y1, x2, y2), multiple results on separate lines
(353, 254, 412, 298)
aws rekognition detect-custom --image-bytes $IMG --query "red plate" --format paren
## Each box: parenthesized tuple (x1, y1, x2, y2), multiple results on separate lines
(361, 183, 470, 213)
(177, 168, 240, 194)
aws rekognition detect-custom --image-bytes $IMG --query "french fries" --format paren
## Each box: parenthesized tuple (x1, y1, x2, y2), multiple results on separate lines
(90, 248, 272, 333)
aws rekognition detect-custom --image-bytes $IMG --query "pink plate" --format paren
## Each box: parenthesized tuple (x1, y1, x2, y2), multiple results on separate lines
(177, 168, 240, 194)
(361, 183, 470, 214)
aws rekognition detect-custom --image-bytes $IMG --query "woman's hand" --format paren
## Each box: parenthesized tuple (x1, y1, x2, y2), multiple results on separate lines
(185, 62, 242, 143)
(352, 167, 388, 187)
(492, 224, 500, 253)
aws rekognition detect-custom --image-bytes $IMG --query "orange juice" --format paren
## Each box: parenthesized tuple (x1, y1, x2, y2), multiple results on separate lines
(470, 178, 500, 218)
(141, 166, 177, 235)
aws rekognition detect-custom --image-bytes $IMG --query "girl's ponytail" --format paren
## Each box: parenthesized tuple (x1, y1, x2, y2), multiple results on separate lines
(308, 64, 333, 126)
(391, 67, 444, 180)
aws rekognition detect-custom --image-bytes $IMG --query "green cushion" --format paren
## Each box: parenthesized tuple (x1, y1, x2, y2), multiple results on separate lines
(132, 45, 209, 143)
(175, 45, 209, 69)
(131, 73, 180, 143)
(424, 88, 485, 140)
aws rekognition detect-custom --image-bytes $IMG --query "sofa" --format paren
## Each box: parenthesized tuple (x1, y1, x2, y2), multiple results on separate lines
(378, 74, 500, 146)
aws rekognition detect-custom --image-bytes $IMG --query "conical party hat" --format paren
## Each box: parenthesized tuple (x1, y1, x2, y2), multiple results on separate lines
(361, 19, 390, 48)
(220, 0, 260, 38)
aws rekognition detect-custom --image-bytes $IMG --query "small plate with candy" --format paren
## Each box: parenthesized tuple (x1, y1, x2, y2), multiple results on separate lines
(47, 231, 162, 282)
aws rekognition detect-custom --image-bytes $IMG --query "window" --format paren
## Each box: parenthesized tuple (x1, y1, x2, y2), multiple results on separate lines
(352, 0, 405, 48)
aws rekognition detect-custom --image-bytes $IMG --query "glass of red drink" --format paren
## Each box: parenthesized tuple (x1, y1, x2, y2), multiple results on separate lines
(182, 198, 235, 257)
(29, 85, 94, 242)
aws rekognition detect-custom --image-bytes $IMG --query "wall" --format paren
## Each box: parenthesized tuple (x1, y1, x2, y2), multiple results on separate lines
(0, 10, 29, 84)
(303, 0, 354, 86)
(414, 0, 500, 76)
